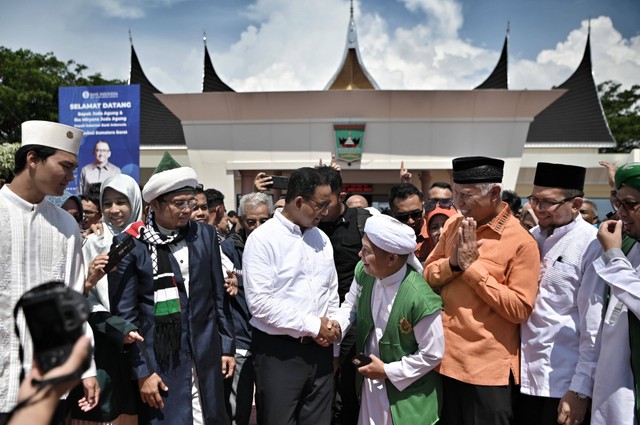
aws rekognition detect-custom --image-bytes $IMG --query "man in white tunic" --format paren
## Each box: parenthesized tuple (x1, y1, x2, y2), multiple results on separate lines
(518, 162, 606, 425)
(590, 162, 640, 425)
(334, 214, 444, 425)
(0, 121, 98, 424)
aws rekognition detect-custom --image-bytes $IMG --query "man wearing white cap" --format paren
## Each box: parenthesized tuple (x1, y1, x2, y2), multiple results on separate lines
(108, 152, 235, 425)
(0, 121, 99, 423)
(334, 214, 444, 425)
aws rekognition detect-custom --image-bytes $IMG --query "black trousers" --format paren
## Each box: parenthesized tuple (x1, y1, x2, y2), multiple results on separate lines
(514, 393, 591, 425)
(437, 373, 518, 425)
(332, 326, 359, 425)
(252, 329, 334, 425)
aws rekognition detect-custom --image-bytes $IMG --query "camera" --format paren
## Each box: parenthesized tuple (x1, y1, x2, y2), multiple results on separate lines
(18, 281, 90, 373)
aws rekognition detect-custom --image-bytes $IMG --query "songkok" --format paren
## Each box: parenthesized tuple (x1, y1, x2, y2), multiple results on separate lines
(615, 162, 640, 191)
(142, 152, 198, 203)
(21, 120, 82, 155)
(534, 162, 586, 190)
(364, 214, 416, 255)
(452, 156, 504, 184)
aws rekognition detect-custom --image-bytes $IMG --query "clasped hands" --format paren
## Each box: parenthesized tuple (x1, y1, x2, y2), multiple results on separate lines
(450, 217, 483, 271)
(314, 316, 341, 347)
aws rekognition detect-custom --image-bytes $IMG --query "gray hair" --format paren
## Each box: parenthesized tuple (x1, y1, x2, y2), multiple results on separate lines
(477, 182, 503, 197)
(582, 198, 598, 213)
(238, 192, 273, 216)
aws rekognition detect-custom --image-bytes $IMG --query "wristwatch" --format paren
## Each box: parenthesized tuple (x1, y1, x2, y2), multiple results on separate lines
(571, 391, 589, 400)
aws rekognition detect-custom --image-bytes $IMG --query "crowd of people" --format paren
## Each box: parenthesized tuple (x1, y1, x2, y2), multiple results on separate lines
(0, 120, 638, 425)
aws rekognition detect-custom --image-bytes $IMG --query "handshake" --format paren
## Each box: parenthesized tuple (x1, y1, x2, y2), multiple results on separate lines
(314, 316, 342, 347)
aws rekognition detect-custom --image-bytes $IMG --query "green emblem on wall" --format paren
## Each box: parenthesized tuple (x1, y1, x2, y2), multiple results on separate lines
(334, 124, 365, 163)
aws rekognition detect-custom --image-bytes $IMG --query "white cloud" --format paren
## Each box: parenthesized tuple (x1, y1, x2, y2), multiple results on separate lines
(93, 0, 191, 19)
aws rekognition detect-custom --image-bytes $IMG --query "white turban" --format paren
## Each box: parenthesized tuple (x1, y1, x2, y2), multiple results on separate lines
(364, 214, 417, 255)
(141, 152, 198, 202)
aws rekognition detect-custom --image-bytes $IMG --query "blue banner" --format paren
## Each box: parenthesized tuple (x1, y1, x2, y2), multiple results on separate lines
(58, 85, 140, 195)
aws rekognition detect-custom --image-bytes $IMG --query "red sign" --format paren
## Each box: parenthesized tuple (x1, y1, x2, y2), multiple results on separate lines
(342, 184, 373, 193)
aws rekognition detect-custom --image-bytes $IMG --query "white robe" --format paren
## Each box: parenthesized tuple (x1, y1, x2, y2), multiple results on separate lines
(591, 245, 640, 425)
(335, 265, 444, 425)
(0, 185, 93, 412)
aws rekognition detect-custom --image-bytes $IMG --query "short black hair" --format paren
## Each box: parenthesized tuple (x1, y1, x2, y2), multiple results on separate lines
(430, 181, 452, 190)
(13, 145, 58, 174)
(501, 190, 521, 215)
(79, 194, 101, 213)
(87, 182, 102, 200)
(285, 167, 325, 204)
(316, 165, 342, 194)
(204, 188, 225, 209)
(388, 183, 424, 207)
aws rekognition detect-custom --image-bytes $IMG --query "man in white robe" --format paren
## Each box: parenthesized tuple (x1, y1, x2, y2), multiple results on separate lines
(0, 121, 98, 424)
(591, 162, 640, 425)
(334, 214, 444, 425)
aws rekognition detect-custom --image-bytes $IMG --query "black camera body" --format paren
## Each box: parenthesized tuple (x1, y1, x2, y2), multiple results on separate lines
(19, 282, 90, 373)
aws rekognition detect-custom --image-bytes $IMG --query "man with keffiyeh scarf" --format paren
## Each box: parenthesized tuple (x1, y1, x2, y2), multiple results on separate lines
(108, 152, 235, 425)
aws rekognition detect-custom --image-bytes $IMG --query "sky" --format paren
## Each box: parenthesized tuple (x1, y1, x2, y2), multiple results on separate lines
(1, 0, 639, 94)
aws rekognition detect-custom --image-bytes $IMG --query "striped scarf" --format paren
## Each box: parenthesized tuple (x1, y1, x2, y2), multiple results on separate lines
(126, 211, 186, 365)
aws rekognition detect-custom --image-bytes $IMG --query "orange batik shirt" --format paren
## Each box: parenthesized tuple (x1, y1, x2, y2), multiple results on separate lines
(423, 202, 540, 385)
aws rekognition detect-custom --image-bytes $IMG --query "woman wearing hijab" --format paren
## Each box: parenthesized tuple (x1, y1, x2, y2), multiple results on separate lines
(425, 204, 458, 255)
(70, 174, 144, 425)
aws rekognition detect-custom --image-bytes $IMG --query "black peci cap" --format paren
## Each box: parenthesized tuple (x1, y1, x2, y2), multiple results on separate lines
(534, 162, 586, 190)
(452, 156, 504, 184)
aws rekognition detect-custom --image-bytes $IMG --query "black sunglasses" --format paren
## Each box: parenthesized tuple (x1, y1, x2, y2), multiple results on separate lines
(395, 209, 423, 223)
(424, 198, 455, 214)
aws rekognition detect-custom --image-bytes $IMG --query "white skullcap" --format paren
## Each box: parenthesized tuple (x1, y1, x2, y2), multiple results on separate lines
(364, 214, 417, 255)
(142, 152, 198, 202)
(21, 120, 83, 155)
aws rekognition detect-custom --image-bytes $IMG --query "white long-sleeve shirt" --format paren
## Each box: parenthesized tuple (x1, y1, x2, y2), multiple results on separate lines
(591, 245, 640, 425)
(521, 216, 606, 398)
(243, 210, 339, 338)
(0, 185, 95, 412)
(334, 264, 444, 425)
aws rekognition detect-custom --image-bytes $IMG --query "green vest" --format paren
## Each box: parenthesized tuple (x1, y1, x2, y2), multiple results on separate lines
(354, 261, 443, 425)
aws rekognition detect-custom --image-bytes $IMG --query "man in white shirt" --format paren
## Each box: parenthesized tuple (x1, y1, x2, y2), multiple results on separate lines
(518, 162, 606, 425)
(334, 214, 444, 425)
(78, 140, 121, 195)
(0, 121, 99, 424)
(590, 162, 640, 425)
(243, 167, 341, 425)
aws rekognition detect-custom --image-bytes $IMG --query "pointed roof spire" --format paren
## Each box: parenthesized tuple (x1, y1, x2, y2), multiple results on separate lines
(475, 23, 509, 89)
(324, 0, 379, 90)
(202, 37, 234, 92)
(526, 31, 615, 146)
(128, 43, 186, 146)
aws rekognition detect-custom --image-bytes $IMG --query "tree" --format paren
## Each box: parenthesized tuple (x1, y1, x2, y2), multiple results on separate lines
(0, 46, 125, 144)
(0, 142, 19, 182)
(598, 80, 640, 149)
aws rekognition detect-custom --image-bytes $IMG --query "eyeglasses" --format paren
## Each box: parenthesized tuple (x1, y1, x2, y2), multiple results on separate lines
(527, 196, 575, 211)
(244, 217, 269, 226)
(304, 198, 331, 212)
(424, 198, 455, 214)
(94, 149, 110, 153)
(611, 197, 640, 214)
(395, 209, 423, 223)
(83, 209, 99, 217)
(161, 198, 198, 211)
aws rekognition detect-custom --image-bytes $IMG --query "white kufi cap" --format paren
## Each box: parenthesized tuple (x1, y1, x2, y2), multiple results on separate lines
(364, 214, 417, 255)
(21, 120, 83, 155)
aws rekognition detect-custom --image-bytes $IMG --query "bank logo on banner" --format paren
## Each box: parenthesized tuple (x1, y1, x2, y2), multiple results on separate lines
(58, 85, 140, 195)
(334, 124, 365, 163)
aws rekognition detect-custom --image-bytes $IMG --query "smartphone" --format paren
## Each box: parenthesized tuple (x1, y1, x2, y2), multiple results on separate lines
(268, 175, 289, 190)
(105, 234, 135, 271)
(352, 353, 372, 367)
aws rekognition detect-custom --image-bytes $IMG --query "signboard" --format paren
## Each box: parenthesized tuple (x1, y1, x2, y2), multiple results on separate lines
(334, 124, 365, 163)
(58, 85, 140, 195)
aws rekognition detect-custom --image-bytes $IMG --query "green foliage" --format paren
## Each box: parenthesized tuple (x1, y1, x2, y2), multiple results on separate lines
(0, 46, 125, 144)
(598, 81, 640, 149)
(0, 142, 20, 183)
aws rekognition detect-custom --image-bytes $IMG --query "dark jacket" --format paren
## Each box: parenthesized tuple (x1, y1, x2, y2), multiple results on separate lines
(109, 221, 235, 425)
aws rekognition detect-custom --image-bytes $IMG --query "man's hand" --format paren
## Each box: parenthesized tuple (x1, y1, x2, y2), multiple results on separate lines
(223, 270, 238, 297)
(82, 222, 104, 239)
(221, 355, 236, 379)
(123, 330, 144, 345)
(597, 219, 623, 252)
(138, 373, 168, 409)
(254, 172, 273, 192)
(77, 375, 100, 412)
(556, 391, 589, 425)
(599, 161, 617, 189)
(315, 317, 341, 346)
(400, 161, 412, 183)
(456, 217, 483, 270)
(355, 354, 386, 380)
